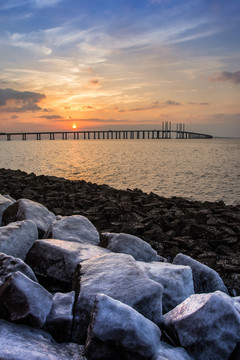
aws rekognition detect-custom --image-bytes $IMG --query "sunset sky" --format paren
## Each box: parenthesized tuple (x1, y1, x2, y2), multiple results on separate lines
(0, 0, 239, 137)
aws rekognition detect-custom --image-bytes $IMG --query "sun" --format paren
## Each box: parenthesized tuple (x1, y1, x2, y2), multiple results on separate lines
(72, 124, 77, 129)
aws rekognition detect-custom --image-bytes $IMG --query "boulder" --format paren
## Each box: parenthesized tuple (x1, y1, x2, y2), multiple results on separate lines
(137, 261, 194, 313)
(0, 194, 14, 226)
(44, 291, 75, 342)
(2, 198, 56, 237)
(173, 253, 228, 294)
(0, 252, 37, 286)
(101, 232, 165, 262)
(45, 215, 100, 245)
(0, 319, 86, 360)
(152, 341, 192, 360)
(0, 271, 53, 327)
(162, 291, 240, 360)
(25, 239, 110, 292)
(0, 220, 38, 260)
(72, 253, 163, 343)
(85, 293, 161, 360)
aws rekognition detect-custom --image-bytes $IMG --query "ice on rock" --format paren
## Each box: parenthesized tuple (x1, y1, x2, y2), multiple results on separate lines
(137, 261, 194, 313)
(162, 291, 240, 360)
(0, 220, 38, 259)
(0, 252, 37, 286)
(71, 252, 163, 343)
(2, 198, 56, 237)
(0, 319, 86, 360)
(25, 239, 110, 292)
(0, 194, 14, 226)
(45, 215, 100, 245)
(44, 291, 75, 342)
(173, 253, 228, 294)
(101, 232, 165, 262)
(85, 293, 162, 360)
(152, 341, 192, 360)
(0, 271, 53, 327)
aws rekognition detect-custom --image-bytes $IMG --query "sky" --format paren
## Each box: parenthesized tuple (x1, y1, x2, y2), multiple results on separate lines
(0, 0, 239, 137)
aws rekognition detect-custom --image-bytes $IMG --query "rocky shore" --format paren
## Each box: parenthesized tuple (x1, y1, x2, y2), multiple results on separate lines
(0, 168, 240, 294)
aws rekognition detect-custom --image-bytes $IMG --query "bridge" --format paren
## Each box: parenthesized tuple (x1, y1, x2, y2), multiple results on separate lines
(0, 123, 213, 141)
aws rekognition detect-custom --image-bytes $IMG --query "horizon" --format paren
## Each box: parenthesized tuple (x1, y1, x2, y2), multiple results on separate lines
(0, 0, 240, 137)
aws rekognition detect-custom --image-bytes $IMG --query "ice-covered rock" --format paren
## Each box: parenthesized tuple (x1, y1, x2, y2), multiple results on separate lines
(25, 239, 110, 292)
(0, 220, 38, 259)
(0, 252, 37, 286)
(137, 261, 194, 313)
(0, 271, 52, 327)
(72, 252, 163, 343)
(152, 341, 192, 360)
(101, 232, 165, 262)
(0, 194, 14, 226)
(45, 215, 100, 245)
(44, 291, 75, 342)
(162, 291, 240, 360)
(85, 293, 161, 360)
(0, 319, 86, 360)
(2, 198, 56, 237)
(173, 253, 228, 294)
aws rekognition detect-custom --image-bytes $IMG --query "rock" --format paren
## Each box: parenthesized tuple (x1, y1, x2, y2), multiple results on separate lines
(25, 239, 110, 292)
(45, 215, 100, 245)
(72, 253, 163, 343)
(2, 198, 56, 237)
(152, 341, 192, 360)
(0, 220, 38, 260)
(100, 232, 165, 262)
(0, 252, 37, 286)
(44, 291, 75, 342)
(0, 194, 14, 226)
(162, 291, 240, 360)
(85, 293, 162, 360)
(0, 271, 53, 327)
(137, 261, 194, 313)
(173, 253, 228, 294)
(0, 319, 86, 360)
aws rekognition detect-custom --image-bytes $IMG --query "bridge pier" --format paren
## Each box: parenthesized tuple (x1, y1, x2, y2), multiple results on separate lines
(50, 133, 55, 140)
(36, 133, 41, 140)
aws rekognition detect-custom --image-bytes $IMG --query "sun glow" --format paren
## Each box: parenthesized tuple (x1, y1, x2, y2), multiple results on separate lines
(72, 124, 77, 129)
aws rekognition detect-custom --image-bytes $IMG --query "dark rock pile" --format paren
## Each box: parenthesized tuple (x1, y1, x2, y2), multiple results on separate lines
(0, 168, 239, 294)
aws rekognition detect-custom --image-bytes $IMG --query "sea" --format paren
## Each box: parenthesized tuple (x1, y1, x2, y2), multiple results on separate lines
(0, 137, 240, 205)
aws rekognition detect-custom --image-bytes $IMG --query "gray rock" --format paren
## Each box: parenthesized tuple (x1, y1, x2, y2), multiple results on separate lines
(2, 198, 56, 237)
(0, 194, 14, 226)
(163, 291, 240, 360)
(137, 261, 194, 313)
(0, 252, 37, 286)
(0, 220, 38, 260)
(173, 253, 228, 294)
(25, 239, 110, 292)
(0, 319, 86, 360)
(44, 291, 75, 342)
(0, 271, 53, 327)
(72, 252, 163, 343)
(152, 341, 192, 360)
(85, 293, 161, 360)
(101, 232, 165, 262)
(45, 215, 100, 245)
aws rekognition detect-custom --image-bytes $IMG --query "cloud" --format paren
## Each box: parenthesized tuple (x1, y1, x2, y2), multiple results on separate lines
(116, 99, 181, 113)
(209, 71, 240, 85)
(39, 115, 64, 120)
(165, 100, 181, 106)
(188, 102, 209, 106)
(0, 88, 46, 113)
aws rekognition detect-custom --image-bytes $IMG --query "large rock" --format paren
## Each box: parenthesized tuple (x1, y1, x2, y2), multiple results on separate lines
(0, 194, 14, 226)
(0, 271, 53, 327)
(152, 342, 192, 360)
(2, 198, 56, 237)
(101, 232, 165, 262)
(137, 261, 194, 313)
(173, 253, 228, 294)
(44, 291, 75, 342)
(45, 215, 100, 245)
(0, 220, 38, 260)
(0, 319, 86, 360)
(25, 239, 110, 292)
(85, 294, 161, 360)
(72, 253, 163, 343)
(162, 291, 240, 360)
(0, 252, 37, 286)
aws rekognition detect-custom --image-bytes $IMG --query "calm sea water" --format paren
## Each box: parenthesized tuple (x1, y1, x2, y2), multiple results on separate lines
(0, 138, 240, 205)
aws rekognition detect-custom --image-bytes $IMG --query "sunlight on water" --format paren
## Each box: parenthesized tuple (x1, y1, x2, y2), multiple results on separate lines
(0, 138, 240, 204)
